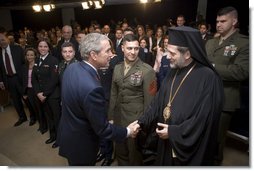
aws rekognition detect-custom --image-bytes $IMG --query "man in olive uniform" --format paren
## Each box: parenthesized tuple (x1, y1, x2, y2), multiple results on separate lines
(108, 34, 157, 166)
(205, 6, 249, 164)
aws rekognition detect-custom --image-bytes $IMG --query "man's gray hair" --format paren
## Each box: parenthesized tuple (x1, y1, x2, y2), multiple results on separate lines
(80, 33, 109, 61)
(62, 25, 73, 32)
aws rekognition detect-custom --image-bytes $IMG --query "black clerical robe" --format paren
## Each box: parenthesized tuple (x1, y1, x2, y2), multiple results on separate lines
(138, 61, 224, 166)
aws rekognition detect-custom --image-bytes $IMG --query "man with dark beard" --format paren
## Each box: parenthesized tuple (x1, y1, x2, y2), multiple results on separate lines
(133, 26, 224, 166)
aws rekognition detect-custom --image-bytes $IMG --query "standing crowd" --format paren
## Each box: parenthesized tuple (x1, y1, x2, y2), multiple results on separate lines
(0, 6, 249, 166)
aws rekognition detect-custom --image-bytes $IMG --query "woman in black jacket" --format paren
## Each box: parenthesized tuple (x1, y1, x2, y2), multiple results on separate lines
(22, 48, 39, 126)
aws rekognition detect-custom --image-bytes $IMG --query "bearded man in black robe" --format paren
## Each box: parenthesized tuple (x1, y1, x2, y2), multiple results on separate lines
(134, 26, 224, 166)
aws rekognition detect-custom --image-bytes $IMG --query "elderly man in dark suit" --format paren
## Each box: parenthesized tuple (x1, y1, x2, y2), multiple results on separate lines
(57, 33, 139, 166)
(0, 31, 28, 126)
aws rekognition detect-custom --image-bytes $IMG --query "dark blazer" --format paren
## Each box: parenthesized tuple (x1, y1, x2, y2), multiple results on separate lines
(152, 37, 163, 51)
(0, 45, 27, 119)
(157, 55, 170, 89)
(22, 64, 31, 94)
(0, 45, 24, 87)
(105, 32, 115, 42)
(114, 39, 124, 62)
(57, 61, 127, 165)
(139, 48, 155, 67)
(147, 36, 156, 52)
(32, 54, 60, 99)
(202, 33, 213, 45)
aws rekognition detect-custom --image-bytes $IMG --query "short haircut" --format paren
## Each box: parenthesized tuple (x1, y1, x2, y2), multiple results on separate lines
(115, 27, 123, 33)
(80, 33, 109, 61)
(122, 34, 138, 44)
(62, 25, 73, 32)
(177, 14, 185, 20)
(61, 42, 75, 51)
(123, 27, 134, 34)
(217, 6, 238, 19)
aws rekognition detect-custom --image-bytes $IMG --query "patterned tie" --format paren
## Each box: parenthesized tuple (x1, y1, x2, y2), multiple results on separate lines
(4, 49, 13, 76)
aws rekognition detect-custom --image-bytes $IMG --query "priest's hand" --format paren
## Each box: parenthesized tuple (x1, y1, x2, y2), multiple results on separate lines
(156, 122, 169, 139)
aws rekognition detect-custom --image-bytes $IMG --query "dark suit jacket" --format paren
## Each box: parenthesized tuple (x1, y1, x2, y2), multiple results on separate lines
(147, 36, 156, 52)
(152, 37, 163, 51)
(202, 33, 213, 45)
(0, 45, 24, 88)
(57, 61, 127, 165)
(157, 55, 171, 89)
(115, 40, 124, 62)
(105, 32, 115, 42)
(139, 48, 155, 67)
(22, 64, 32, 94)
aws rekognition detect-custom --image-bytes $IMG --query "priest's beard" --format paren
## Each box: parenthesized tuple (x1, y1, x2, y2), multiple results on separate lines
(169, 54, 185, 69)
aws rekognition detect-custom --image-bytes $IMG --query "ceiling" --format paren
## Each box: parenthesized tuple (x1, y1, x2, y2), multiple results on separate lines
(0, 0, 142, 9)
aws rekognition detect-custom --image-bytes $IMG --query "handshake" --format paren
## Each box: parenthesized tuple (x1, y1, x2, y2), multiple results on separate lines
(127, 120, 141, 138)
(127, 120, 169, 139)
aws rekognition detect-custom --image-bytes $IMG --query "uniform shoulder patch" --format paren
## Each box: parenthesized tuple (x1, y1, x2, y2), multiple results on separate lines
(148, 80, 157, 96)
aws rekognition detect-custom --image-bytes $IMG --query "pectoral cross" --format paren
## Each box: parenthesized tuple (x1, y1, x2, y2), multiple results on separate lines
(163, 103, 171, 122)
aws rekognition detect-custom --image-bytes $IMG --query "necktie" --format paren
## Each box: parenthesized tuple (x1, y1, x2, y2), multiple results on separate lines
(124, 65, 130, 76)
(4, 49, 13, 76)
(219, 38, 224, 45)
(39, 57, 43, 66)
(117, 40, 120, 47)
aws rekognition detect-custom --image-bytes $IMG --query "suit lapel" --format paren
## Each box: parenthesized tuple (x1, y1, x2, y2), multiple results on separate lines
(120, 63, 125, 78)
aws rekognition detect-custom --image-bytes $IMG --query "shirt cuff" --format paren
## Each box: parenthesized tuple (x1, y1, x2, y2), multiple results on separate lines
(126, 127, 130, 137)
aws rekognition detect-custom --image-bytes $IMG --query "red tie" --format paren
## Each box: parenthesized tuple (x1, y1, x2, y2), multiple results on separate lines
(4, 49, 14, 76)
